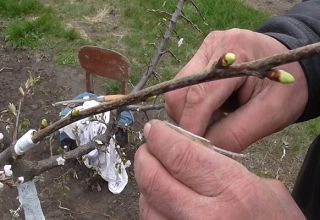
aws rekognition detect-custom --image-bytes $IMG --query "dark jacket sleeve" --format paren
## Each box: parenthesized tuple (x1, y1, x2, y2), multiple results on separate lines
(258, 0, 320, 122)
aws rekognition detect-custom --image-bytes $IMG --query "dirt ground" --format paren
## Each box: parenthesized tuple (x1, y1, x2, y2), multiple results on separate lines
(245, 0, 300, 15)
(0, 1, 309, 220)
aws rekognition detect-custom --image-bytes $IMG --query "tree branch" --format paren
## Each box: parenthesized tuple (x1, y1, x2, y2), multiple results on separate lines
(124, 104, 165, 112)
(11, 112, 118, 182)
(132, 0, 186, 92)
(1, 40, 319, 168)
(30, 41, 320, 145)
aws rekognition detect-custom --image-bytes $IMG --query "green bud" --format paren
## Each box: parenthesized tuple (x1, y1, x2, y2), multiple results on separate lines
(71, 108, 80, 117)
(278, 70, 295, 84)
(8, 103, 17, 116)
(41, 119, 48, 128)
(268, 69, 295, 84)
(221, 52, 236, 67)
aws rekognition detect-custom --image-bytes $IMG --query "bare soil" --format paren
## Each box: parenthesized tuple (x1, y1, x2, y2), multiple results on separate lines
(0, 1, 309, 219)
(245, 0, 300, 15)
(0, 34, 141, 219)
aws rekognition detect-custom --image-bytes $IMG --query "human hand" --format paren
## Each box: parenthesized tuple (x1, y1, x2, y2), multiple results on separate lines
(135, 120, 305, 220)
(165, 29, 308, 152)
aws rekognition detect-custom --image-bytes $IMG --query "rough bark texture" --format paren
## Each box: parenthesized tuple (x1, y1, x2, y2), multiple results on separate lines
(132, 0, 186, 92)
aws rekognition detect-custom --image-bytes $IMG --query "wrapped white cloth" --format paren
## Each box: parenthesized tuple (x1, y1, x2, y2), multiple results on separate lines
(59, 100, 128, 194)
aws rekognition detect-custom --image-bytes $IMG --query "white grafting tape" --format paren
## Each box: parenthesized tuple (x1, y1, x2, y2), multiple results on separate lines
(14, 129, 39, 155)
(0, 132, 4, 142)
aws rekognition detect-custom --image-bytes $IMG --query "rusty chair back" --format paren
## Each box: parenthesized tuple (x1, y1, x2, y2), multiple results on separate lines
(78, 47, 131, 94)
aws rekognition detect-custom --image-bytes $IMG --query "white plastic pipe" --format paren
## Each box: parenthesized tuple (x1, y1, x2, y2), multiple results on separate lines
(14, 129, 39, 155)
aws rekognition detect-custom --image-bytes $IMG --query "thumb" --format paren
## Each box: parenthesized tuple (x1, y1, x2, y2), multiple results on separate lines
(144, 120, 253, 197)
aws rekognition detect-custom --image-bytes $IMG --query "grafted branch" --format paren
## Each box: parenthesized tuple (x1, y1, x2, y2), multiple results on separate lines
(33, 41, 320, 142)
(1, 41, 320, 167)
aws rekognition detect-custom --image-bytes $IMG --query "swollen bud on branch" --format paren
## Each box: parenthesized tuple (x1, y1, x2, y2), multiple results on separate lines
(40, 119, 48, 128)
(217, 52, 236, 67)
(71, 108, 80, 117)
(8, 103, 17, 116)
(267, 69, 295, 84)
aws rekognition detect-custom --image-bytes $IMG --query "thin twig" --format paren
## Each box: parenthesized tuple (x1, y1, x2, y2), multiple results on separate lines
(148, 8, 203, 35)
(165, 50, 181, 62)
(132, 0, 186, 92)
(12, 98, 23, 143)
(123, 104, 165, 112)
(58, 200, 71, 211)
(190, 1, 206, 22)
(58, 200, 110, 218)
(180, 11, 204, 34)
(0, 67, 13, 73)
(49, 134, 54, 157)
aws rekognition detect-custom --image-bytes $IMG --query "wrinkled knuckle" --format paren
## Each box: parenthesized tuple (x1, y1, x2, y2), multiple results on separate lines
(271, 180, 287, 191)
(139, 167, 161, 196)
(165, 92, 176, 114)
(205, 31, 217, 43)
(186, 84, 207, 106)
(268, 99, 286, 123)
(139, 196, 151, 220)
(226, 28, 249, 40)
(204, 31, 221, 46)
(140, 207, 149, 220)
(227, 126, 246, 152)
(167, 140, 195, 176)
(134, 145, 144, 165)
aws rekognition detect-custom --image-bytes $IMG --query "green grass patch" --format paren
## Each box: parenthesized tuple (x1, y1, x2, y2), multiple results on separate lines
(1, 0, 268, 69)
(306, 118, 320, 137)
(6, 14, 80, 48)
(0, 0, 44, 18)
(116, 0, 269, 84)
(1, 0, 82, 63)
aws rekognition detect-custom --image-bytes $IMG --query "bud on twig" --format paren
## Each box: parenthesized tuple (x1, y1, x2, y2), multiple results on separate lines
(19, 87, 25, 97)
(40, 119, 49, 128)
(71, 108, 80, 117)
(217, 52, 236, 67)
(8, 103, 17, 116)
(267, 69, 295, 84)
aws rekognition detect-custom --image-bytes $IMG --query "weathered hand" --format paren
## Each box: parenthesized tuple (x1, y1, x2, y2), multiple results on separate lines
(165, 28, 307, 152)
(135, 120, 305, 220)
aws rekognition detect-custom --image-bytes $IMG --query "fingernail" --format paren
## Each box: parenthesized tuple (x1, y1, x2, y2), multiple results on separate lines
(144, 122, 152, 139)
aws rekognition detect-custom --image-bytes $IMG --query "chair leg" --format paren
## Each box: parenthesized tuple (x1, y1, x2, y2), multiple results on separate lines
(86, 72, 94, 93)
(120, 81, 126, 94)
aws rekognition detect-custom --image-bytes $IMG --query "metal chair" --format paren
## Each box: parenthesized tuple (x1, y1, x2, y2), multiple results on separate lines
(78, 46, 131, 94)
